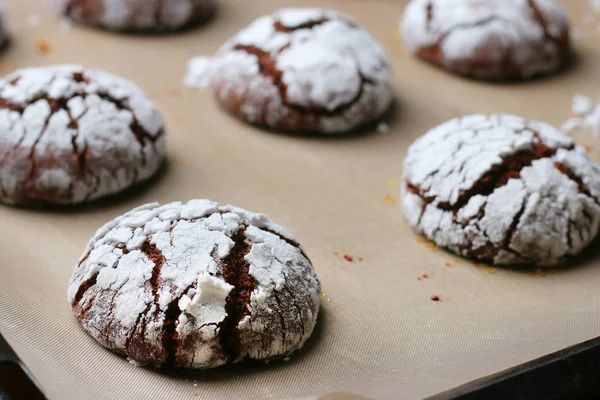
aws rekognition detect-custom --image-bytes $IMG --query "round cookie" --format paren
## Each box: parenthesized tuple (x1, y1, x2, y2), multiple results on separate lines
(401, 114, 600, 266)
(68, 200, 321, 368)
(209, 8, 393, 135)
(0, 65, 165, 205)
(400, 0, 571, 80)
(54, 0, 215, 32)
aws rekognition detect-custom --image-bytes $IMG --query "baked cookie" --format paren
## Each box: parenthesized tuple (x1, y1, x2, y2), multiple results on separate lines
(209, 8, 393, 134)
(402, 114, 600, 266)
(400, 0, 571, 80)
(69, 200, 321, 368)
(0, 65, 165, 205)
(54, 0, 215, 32)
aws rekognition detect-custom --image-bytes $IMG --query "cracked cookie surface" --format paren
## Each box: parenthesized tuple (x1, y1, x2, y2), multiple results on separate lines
(54, 0, 215, 32)
(400, 0, 571, 80)
(0, 65, 165, 205)
(401, 114, 600, 266)
(210, 8, 393, 134)
(68, 199, 321, 368)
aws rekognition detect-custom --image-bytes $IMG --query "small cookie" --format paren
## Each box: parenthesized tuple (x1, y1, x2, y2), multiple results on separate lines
(400, 0, 571, 80)
(401, 114, 600, 266)
(54, 0, 215, 32)
(0, 65, 165, 205)
(69, 200, 321, 368)
(209, 8, 393, 134)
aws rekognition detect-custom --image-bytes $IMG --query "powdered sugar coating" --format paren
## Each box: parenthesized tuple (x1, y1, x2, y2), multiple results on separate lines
(53, 0, 215, 32)
(209, 8, 393, 134)
(402, 114, 600, 266)
(69, 199, 321, 369)
(400, 0, 571, 79)
(0, 65, 165, 204)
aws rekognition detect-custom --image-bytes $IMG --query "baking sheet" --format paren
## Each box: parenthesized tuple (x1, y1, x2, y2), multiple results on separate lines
(1, 0, 600, 399)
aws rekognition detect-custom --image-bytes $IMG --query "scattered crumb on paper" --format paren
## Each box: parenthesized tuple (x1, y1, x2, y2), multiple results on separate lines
(184, 56, 214, 88)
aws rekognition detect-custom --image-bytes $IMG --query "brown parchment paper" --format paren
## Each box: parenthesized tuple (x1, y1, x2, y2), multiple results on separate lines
(1, 1, 600, 399)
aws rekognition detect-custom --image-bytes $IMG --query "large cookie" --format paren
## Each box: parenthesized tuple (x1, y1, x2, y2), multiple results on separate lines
(400, 0, 571, 80)
(69, 200, 321, 368)
(209, 8, 393, 134)
(0, 65, 165, 205)
(402, 114, 600, 266)
(54, 0, 215, 32)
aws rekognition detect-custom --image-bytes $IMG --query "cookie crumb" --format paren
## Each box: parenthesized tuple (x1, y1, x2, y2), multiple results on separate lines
(184, 56, 214, 88)
(26, 14, 41, 27)
(59, 18, 73, 31)
(127, 357, 146, 367)
(486, 267, 496, 274)
(377, 122, 390, 134)
(561, 118, 582, 135)
(589, 0, 600, 13)
(384, 195, 395, 205)
(430, 295, 440, 302)
(35, 38, 51, 55)
(563, 94, 600, 141)
(321, 292, 327, 297)
(445, 262, 452, 267)
(573, 94, 594, 115)
(571, 28, 585, 41)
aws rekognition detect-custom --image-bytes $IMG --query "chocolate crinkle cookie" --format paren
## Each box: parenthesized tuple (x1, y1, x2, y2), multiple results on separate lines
(54, 0, 215, 32)
(402, 114, 600, 266)
(68, 200, 321, 368)
(400, 0, 571, 80)
(208, 8, 393, 134)
(0, 65, 165, 205)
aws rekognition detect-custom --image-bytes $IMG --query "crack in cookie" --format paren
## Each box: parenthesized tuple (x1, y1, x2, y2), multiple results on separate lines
(217, 227, 255, 362)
